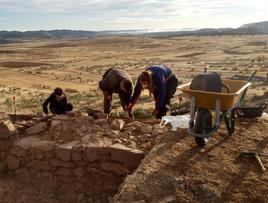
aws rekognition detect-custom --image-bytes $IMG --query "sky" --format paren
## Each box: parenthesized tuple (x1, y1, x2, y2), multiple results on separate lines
(0, 0, 268, 31)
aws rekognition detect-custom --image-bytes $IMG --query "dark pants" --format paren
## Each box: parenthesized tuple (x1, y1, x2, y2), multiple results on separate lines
(103, 91, 130, 114)
(156, 75, 179, 119)
(50, 103, 73, 115)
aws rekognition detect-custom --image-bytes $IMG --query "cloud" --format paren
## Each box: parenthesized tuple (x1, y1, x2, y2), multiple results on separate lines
(0, 0, 268, 30)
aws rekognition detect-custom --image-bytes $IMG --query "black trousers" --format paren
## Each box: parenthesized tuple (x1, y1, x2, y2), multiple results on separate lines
(156, 75, 179, 119)
(50, 103, 73, 115)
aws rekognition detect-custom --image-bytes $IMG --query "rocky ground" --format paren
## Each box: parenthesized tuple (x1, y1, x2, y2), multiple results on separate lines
(1, 111, 268, 202)
(115, 115, 268, 202)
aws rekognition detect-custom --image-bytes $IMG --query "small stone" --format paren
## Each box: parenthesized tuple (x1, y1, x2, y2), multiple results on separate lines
(15, 168, 31, 182)
(102, 124, 111, 129)
(93, 119, 108, 125)
(50, 159, 74, 168)
(27, 160, 50, 170)
(0, 120, 16, 138)
(113, 139, 122, 144)
(67, 111, 82, 117)
(73, 167, 84, 177)
(72, 151, 82, 161)
(26, 122, 47, 135)
(126, 140, 137, 148)
(77, 193, 86, 202)
(140, 124, 152, 134)
(124, 126, 136, 132)
(110, 119, 125, 130)
(55, 167, 72, 176)
(87, 108, 106, 119)
(6, 154, 20, 170)
(80, 125, 88, 133)
(125, 121, 142, 131)
(152, 124, 168, 136)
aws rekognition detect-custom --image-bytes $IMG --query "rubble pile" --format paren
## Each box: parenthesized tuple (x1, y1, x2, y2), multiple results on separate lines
(34, 112, 168, 152)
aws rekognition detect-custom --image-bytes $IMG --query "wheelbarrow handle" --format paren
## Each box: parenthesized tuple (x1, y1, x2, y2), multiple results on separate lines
(260, 102, 267, 110)
(247, 70, 258, 82)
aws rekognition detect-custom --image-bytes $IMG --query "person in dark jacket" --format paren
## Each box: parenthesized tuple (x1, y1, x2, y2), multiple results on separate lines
(43, 87, 73, 115)
(128, 65, 180, 119)
(99, 68, 133, 115)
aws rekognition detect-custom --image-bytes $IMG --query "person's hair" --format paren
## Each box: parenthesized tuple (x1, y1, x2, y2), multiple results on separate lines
(120, 79, 132, 93)
(139, 71, 154, 96)
(54, 87, 63, 96)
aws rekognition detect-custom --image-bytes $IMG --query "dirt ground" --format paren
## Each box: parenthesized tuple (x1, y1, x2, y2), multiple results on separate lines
(0, 35, 267, 114)
(115, 117, 268, 202)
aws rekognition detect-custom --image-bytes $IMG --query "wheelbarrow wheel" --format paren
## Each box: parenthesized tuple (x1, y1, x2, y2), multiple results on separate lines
(194, 108, 212, 147)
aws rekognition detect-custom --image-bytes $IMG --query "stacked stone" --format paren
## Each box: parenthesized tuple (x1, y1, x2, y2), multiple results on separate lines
(0, 113, 17, 173)
(5, 136, 144, 202)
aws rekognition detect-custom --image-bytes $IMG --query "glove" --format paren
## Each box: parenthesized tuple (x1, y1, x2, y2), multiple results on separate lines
(152, 109, 159, 116)
(127, 103, 134, 112)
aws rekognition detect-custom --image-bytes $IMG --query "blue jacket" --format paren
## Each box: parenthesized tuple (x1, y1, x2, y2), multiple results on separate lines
(130, 65, 173, 110)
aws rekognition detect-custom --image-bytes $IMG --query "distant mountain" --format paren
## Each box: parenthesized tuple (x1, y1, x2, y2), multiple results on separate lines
(0, 20, 268, 40)
(0, 30, 98, 39)
(145, 23, 267, 37)
(239, 21, 268, 33)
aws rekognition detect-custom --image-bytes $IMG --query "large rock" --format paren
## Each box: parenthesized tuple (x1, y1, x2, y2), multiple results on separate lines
(140, 124, 152, 134)
(125, 121, 142, 131)
(0, 120, 16, 138)
(26, 122, 48, 135)
(100, 162, 129, 176)
(56, 141, 79, 161)
(109, 144, 145, 167)
(110, 119, 125, 130)
(10, 137, 55, 158)
(86, 144, 111, 162)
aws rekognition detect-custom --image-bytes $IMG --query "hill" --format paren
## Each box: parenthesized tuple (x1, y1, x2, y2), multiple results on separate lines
(240, 21, 268, 33)
(1, 21, 268, 40)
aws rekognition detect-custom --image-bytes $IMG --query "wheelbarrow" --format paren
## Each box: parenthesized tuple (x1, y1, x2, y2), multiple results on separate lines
(178, 70, 257, 147)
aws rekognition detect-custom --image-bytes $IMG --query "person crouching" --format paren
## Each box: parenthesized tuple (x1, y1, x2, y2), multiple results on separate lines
(43, 87, 73, 115)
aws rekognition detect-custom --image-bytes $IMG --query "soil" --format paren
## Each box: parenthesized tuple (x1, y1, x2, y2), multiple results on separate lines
(115, 117, 268, 202)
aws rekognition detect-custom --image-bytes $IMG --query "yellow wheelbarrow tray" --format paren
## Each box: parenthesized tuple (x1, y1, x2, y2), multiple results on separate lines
(177, 70, 257, 139)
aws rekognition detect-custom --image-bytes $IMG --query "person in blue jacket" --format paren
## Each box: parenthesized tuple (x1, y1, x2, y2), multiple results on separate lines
(127, 65, 180, 119)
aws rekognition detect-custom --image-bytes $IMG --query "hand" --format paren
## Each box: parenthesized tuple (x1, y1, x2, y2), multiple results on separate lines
(107, 95, 112, 101)
(152, 109, 159, 116)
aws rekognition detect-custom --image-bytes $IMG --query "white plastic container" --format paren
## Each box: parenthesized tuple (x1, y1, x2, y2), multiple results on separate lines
(160, 115, 190, 131)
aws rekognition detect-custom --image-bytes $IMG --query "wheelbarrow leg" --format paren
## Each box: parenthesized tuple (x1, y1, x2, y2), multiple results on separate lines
(189, 97, 196, 128)
(225, 109, 235, 136)
(230, 109, 235, 134)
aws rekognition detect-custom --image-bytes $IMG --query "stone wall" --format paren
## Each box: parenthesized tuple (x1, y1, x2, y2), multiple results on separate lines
(0, 115, 18, 173)
(4, 136, 145, 202)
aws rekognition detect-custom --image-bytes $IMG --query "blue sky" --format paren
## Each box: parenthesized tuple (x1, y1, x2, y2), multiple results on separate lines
(0, 0, 268, 31)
